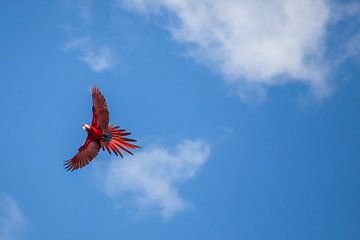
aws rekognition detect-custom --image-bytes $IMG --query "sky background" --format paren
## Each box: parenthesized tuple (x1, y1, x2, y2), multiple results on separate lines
(0, 1, 359, 239)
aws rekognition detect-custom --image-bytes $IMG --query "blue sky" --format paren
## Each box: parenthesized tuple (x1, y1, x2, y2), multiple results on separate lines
(0, 1, 359, 239)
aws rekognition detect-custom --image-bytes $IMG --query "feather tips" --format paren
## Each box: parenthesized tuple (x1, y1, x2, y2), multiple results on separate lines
(90, 86, 109, 130)
(101, 125, 139, 158)
(65, 140, 101, 172)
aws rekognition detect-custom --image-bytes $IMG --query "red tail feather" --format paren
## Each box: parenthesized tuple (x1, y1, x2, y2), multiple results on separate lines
(102, 125, 139, 157)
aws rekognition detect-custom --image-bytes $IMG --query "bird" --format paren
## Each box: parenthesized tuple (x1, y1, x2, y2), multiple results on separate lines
(65, 86, 139, 171)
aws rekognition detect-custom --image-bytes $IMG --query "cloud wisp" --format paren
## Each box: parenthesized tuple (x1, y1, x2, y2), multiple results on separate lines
(0, 195, 28, 240)
(63, 0, 93, 25)
(100, 139, 210, 219)
(118, 0, 358, 102)
(64, 37, 115, 72)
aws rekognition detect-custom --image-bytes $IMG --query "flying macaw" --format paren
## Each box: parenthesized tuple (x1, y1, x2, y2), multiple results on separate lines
(65, 86, 139, 171)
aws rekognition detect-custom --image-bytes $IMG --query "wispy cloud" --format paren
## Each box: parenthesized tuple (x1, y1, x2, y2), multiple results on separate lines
(331, 2, 360, 65)
(0, 195, 28, 240)
(75, 0, 92, 24)
(331, 1, 360, 22)
(99, 139, 210, 219)
(64, 37, 115, 72)
(118, 0, 358, 102)
(64, 0, 92, 24)
(336, 33, 360, 65)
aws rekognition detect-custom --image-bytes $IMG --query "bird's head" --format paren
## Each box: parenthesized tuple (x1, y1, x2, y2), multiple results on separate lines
(82, 124, 90, 132)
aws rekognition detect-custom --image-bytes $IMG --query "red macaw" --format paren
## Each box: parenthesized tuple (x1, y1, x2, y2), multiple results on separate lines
(65, 86, 139, 171)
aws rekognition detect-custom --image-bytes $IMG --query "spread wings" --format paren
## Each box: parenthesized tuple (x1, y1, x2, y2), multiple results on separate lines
(64, 138, 101, 171)
(90, 86, 109, 130)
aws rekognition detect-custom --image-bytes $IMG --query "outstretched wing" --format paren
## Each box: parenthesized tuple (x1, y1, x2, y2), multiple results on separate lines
(90, 86, 109, 130)
(64, 138, 101, 171)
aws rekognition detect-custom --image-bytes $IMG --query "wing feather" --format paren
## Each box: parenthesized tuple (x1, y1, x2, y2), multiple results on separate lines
(90, 86, 109, 130)
(65, 139, 101, 172)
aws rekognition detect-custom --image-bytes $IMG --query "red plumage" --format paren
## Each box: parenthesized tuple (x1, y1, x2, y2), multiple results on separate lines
(65, 86, 139, 171)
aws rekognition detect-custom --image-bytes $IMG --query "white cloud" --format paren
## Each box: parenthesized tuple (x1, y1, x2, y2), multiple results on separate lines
(100, 139, 210, 219)
(0, 195, 28, 240)
(65, 37, 115, 72)
(118, 0, 334, 101)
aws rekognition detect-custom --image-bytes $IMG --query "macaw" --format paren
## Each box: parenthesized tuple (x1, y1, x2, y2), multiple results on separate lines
(65, 86, 139, 171)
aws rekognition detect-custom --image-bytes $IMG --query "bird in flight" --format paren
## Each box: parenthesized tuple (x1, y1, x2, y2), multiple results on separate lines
(65, 86, 139, 171)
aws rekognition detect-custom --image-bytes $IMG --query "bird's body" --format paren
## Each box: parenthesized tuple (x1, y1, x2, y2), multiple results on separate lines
(65, 86, 139, 171)
(85, 125, 103, 140)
